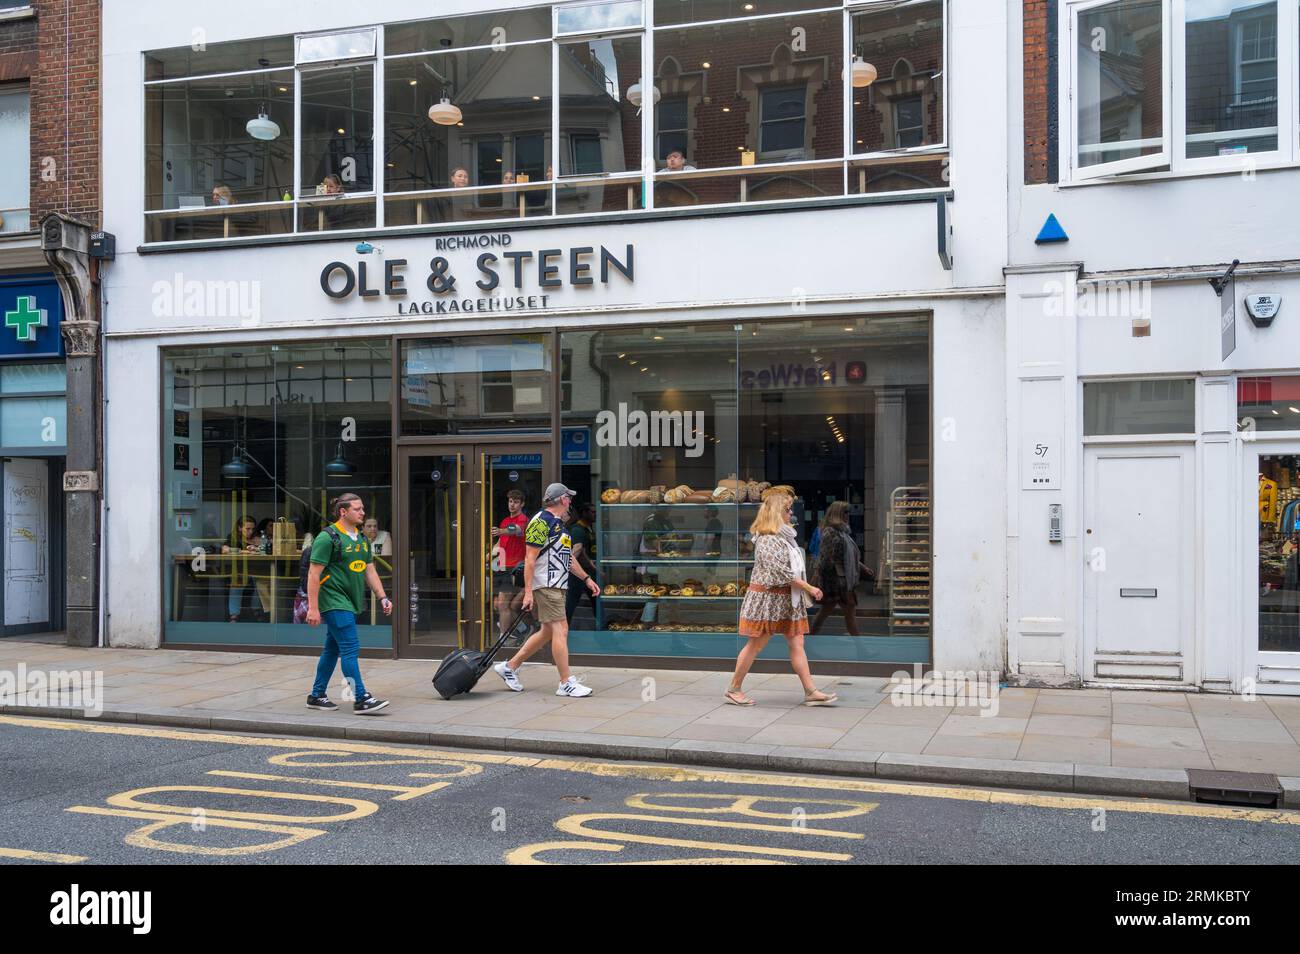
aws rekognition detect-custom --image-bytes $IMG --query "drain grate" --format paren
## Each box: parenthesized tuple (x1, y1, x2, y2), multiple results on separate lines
(1186, 769, 1282, 808)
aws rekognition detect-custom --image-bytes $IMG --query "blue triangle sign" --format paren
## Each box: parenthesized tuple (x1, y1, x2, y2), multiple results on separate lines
(1036, 213, 1069, 244)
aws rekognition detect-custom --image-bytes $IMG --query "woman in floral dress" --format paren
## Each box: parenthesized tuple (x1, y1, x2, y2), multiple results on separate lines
(726, 492, 838, 707)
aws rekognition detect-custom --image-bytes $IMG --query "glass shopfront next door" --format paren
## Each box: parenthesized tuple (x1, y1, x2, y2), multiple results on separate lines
(397, 443, 550, 656)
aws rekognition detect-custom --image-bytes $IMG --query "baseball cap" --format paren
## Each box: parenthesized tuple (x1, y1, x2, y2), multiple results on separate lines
(543, 482, 578, 504)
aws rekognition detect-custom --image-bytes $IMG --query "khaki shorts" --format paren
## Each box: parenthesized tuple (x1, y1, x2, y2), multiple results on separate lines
(532, 586, 568, 624)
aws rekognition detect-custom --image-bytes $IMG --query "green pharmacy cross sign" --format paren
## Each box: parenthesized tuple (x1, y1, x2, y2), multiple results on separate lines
(5, 295, 47, 343)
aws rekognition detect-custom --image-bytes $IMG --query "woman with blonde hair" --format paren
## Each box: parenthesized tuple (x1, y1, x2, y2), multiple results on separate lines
(726, 492, 838, 706)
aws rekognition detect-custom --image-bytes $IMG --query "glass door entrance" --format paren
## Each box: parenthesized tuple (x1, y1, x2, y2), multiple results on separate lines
(398, 444, 549, 656)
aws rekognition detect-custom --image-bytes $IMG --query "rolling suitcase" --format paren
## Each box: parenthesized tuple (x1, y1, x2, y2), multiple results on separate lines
(432, 610, 537, 700)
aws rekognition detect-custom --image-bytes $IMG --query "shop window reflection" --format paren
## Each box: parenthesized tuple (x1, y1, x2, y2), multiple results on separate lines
(651, 9, 844, 207)
(1259, 455, 1300, 653)
(162, 341, 393, 648)
(559, 316, 932, 664)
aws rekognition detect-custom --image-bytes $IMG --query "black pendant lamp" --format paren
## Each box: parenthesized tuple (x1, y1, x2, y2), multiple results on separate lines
(221, 445, 251, 480)
(325, 441, 355, 481)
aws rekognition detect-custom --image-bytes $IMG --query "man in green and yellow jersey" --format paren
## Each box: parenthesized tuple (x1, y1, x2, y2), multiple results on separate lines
(306, 493, 393, 714)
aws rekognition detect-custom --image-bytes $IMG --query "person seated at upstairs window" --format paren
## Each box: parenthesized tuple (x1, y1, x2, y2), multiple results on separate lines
(211, 184, 234, 206)
(320, 174, 344, 195)
(660, 150, 697, 173)
(433, 166, 473, 222)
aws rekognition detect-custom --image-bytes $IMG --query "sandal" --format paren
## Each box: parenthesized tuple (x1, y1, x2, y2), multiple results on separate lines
(724, 687, 756, 707)
(803, 689, 838, 707)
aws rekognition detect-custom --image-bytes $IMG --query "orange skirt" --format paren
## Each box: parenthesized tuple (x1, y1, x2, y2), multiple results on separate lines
(738, 617, 810, 639)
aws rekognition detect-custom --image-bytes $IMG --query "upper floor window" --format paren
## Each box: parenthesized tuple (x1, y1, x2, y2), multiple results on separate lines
(1065, 0, 1299, 180)
(142, 0, 950, 243)
(0, 85, 28, 233)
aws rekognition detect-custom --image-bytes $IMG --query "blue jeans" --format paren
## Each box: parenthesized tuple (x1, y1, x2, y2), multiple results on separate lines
(311, 610, 366, 700)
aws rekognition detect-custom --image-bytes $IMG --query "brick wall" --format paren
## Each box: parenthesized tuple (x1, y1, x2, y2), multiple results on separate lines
(1024, 0, 1050, 184)
(1, 1, 101, 230)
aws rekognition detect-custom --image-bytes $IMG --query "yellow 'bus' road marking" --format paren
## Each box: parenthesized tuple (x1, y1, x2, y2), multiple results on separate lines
(105, 785, 378, 824)
(67, 806, 327, 857)
(555, 812, 858, 861)
(8, 713, 1300, 825)
(207, 770, 452, 801)
(0, 846, 86, 864)
(504, 841, 785, 865)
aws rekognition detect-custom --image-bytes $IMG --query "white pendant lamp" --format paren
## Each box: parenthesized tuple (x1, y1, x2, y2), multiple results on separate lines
(850, 55, 878, 89)
(428, 93, 463, 126)
(246, 103, 281, 141)
(626, 81, 660, 108)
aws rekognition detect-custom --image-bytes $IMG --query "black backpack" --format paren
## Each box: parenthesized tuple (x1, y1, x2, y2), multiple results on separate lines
(298, 525, 344, 595)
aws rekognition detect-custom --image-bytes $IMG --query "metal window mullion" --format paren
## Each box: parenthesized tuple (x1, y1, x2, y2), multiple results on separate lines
(293, 67, 302, 232)
(843, 5, 853, 194)
(552, 37, 560, 214)
(644, 0, 655, 210)
(375, 29, 385, 229)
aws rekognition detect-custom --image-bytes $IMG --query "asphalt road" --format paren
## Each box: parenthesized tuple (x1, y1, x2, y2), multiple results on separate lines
(1, 714, 1298, 865)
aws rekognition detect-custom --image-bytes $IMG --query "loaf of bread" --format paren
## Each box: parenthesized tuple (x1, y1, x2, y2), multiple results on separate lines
(620, 490, 651, 504)
(601, 488, 622, 504)
(647, 487, 664, 504)
(712, 486, 737, 503)
(664, 486, 690, 503)
(685, 491, 713, 504)
(717, 476, 746, 491)
(750, 481, 770, 502)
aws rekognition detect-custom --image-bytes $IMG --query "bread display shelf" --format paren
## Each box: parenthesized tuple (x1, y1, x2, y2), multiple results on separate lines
(600, 595, 744, 602)
(600, 558, 754, 565)
(889, 486, 932, 635)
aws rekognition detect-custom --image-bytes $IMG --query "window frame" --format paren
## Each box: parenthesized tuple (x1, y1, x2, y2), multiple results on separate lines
(0, 82, 30, 233)
(1064, 0, 1300, 181)
(846, 0, 951, 162)
(1067, 0, 1173, 181)
(141, 0, 956, 244)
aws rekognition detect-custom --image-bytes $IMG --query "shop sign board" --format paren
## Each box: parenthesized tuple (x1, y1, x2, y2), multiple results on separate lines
(0, 275, 64, 361)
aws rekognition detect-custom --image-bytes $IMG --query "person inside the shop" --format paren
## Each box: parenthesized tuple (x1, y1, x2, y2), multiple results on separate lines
(432, 166, 472, 222)
(494, 483, 601, 698)
(726, 491, 837, 707)
(320, 173, 344, 195)
(362, 517, 392, 557)
(566, 501, 599, 624)
(491, 489, 528, 637)
(305, 493, 392, 714)
(660, 149, 696, 172)
(809, 500, 874, 637)
(211, 184, 234, 206)
(222, 515, 269, 623)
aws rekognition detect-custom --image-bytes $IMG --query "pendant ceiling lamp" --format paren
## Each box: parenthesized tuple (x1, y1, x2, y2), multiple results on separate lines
(626, 81, 660, 109)
(221, 446, 250, 480)
(246, 103, 282, 141)
(849, 55, 878, 89)
(325, 441, 356, 481)
(428, 92, 463, 126)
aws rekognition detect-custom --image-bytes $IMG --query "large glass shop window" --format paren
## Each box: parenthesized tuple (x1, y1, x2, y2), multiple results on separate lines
(162, 341, 393, 648)
(560, 315, 931, 664)
(1259, 454, 1300, 654)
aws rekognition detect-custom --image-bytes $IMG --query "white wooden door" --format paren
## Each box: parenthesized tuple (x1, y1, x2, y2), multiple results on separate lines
(1083, 446, 1195, 683)
(3, 458, 49, 627)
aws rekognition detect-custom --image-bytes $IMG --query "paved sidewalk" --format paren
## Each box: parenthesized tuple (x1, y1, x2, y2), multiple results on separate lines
(2, 639, 1299, 805)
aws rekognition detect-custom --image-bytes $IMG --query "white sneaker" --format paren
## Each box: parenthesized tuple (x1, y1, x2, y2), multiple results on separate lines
(494, 661, 524, 692)
(556, 676, 593, 698)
